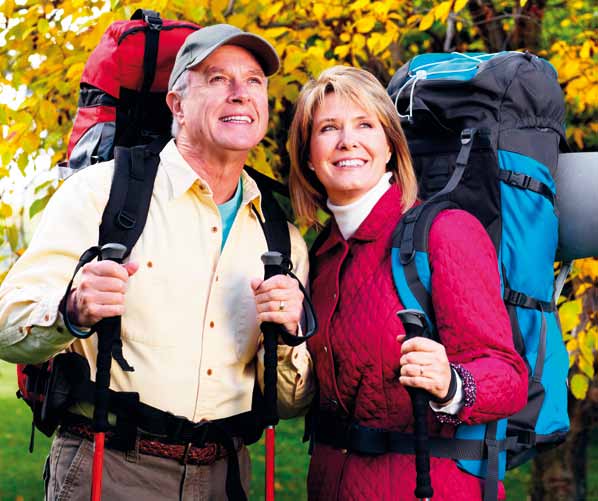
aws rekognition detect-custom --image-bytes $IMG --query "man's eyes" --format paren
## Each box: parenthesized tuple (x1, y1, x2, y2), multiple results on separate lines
(209, 75, 228, 84)
(207, 75, 264, 85)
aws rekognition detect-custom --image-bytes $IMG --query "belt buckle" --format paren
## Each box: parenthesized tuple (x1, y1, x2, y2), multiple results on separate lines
(191, 419, 210, 446)
(180, 420, 210, 465)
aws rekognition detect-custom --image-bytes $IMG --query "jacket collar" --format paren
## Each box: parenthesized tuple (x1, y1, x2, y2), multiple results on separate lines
(315, 182, 405, 256)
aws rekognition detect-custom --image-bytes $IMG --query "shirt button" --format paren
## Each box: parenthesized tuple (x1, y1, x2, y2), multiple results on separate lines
(207, 369, 213, 376)
(324, 346, 328, 353)
(333, 293, 337, 299)
(209, 321, 214, 328)
(211, 226, 218, 233)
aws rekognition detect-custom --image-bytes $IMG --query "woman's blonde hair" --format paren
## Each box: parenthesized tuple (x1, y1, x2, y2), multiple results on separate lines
(289, 65, 418, 228)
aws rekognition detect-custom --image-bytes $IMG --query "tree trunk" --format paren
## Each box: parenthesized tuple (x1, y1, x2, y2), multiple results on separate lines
(509, 0, 547, 51)
(466, 0, 506, 52)
(531, 380, 598, 500)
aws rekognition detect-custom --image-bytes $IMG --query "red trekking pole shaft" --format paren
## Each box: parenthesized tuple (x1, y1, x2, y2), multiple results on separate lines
(90, 244, 127, 501)
(261, 251, 287, 501)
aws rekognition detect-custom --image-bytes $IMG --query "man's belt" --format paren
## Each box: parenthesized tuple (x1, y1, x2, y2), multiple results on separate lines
(314, 412, 505, 460)
(60, 421, 242, 466)
(61, 413, 249, 500)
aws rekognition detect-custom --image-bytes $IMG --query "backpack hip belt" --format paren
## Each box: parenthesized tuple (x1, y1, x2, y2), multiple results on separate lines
(313, 411, 512, 460)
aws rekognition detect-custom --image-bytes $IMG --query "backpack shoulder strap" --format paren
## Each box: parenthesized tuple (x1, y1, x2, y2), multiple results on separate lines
(99, 137, 168, 257)
(244, 167, 291, 259)
(391, 200, 459, 334)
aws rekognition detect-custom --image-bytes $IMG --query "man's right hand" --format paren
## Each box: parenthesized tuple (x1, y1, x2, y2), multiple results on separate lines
(66, 260, 139, 327)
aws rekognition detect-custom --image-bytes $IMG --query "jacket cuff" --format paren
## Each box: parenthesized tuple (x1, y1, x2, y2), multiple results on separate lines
(435, 363, 476, 426)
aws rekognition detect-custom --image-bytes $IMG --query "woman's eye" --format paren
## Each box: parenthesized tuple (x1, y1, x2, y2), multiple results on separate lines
(359, 121, 373, 128)
(320, 124, 336, 132)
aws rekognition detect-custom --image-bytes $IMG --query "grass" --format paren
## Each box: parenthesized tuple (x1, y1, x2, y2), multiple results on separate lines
(0, 359, 595, 500)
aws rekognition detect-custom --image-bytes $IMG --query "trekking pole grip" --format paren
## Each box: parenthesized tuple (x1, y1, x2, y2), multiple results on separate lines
(92, 243, 127, 432)
(261, 251, 286, 426)
(397, 309, 434, 501)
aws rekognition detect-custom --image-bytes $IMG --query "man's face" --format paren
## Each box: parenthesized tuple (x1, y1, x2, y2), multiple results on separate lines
(177, 45, 269, 154)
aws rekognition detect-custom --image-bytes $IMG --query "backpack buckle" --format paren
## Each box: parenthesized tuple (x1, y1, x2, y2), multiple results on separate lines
(505, 289, 524, 306)
(143, 13, 162, 30)
(505, 171, 531, 189)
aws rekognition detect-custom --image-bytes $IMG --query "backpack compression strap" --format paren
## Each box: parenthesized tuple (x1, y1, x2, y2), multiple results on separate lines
(130, 9, 163, 96)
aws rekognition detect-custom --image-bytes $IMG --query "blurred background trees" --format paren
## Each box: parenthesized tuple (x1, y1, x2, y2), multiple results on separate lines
(1, 0, 597, 498)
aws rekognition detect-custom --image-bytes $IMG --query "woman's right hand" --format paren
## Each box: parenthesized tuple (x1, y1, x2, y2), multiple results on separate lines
(397, 334, 452, 401)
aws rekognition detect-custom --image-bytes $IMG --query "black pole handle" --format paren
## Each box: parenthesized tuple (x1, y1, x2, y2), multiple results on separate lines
(92, 243, 127, 433)
(397, 309, 434, 500)
(261, 251, 286, 427)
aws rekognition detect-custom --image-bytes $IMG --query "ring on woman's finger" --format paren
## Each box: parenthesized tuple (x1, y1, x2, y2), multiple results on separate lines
(278, 300, 286, 312)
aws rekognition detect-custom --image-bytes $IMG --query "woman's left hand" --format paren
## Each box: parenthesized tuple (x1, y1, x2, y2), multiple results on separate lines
(397, 334, 452, 400)
(251, 275, 304, 336)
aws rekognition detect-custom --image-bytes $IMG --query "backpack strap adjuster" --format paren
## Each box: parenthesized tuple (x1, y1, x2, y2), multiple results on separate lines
(516, 430, 537, 446)
(460, 128, 474, 145)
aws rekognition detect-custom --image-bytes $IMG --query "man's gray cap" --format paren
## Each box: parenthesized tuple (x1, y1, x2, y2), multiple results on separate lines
(168, 24, 280, 90)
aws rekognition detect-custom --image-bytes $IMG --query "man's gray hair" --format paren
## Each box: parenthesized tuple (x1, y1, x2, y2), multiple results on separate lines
(170, 70, 190, 138)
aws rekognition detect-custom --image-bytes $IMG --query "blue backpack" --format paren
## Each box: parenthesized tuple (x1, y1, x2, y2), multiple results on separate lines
(387, 52, 570, 500)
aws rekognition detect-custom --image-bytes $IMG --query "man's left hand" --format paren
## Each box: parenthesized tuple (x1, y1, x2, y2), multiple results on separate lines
(250, 275, 303, 336)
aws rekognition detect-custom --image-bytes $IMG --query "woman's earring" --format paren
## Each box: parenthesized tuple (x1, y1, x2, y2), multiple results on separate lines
(308, 162, 315, 171)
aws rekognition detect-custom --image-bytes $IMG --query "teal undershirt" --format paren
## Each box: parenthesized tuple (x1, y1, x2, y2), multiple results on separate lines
(217, 179, 243, 250)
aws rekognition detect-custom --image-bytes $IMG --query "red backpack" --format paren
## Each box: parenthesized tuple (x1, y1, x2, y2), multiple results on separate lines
(67, 9, 199, 169)
(17, 9, 200, 448)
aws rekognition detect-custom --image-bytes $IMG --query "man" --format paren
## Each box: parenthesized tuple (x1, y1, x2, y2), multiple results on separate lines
(0, 25, 313, 500)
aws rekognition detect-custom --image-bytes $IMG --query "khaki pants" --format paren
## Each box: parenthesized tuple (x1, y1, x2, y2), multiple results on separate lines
(44, 432, 251, 501)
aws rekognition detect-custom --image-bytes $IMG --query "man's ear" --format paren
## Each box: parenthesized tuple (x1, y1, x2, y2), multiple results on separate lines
(166, 91, 184, 125)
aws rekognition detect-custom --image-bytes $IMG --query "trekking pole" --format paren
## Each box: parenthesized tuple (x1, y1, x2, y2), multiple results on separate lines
(260, 251, 288, 501)
(90, 243, 128, 501)
(397, 309, 434, 501)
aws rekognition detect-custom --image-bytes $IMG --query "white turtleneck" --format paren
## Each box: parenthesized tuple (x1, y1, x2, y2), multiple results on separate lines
(327, 172, 393, 240)
(325, 171, 464, 414)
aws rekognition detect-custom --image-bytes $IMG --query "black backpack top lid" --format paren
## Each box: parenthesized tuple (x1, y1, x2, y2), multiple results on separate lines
(388, 52, 567, 169)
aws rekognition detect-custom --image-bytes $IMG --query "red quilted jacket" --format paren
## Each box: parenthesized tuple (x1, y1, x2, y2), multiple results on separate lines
(307, 183, 528, 501)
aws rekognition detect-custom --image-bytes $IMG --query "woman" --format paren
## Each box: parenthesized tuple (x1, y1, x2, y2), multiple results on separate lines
(289, 66, 528, 500)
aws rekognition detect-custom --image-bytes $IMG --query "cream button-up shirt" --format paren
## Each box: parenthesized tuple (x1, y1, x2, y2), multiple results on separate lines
(0, 140, 313, 421)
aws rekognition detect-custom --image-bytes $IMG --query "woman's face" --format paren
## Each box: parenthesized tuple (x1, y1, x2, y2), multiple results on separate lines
(309, 93, 392, 205)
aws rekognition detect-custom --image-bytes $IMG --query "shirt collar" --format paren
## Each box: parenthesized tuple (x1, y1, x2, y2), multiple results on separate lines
(160, 139, 204, 200)
(159, 139, 265, 217)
